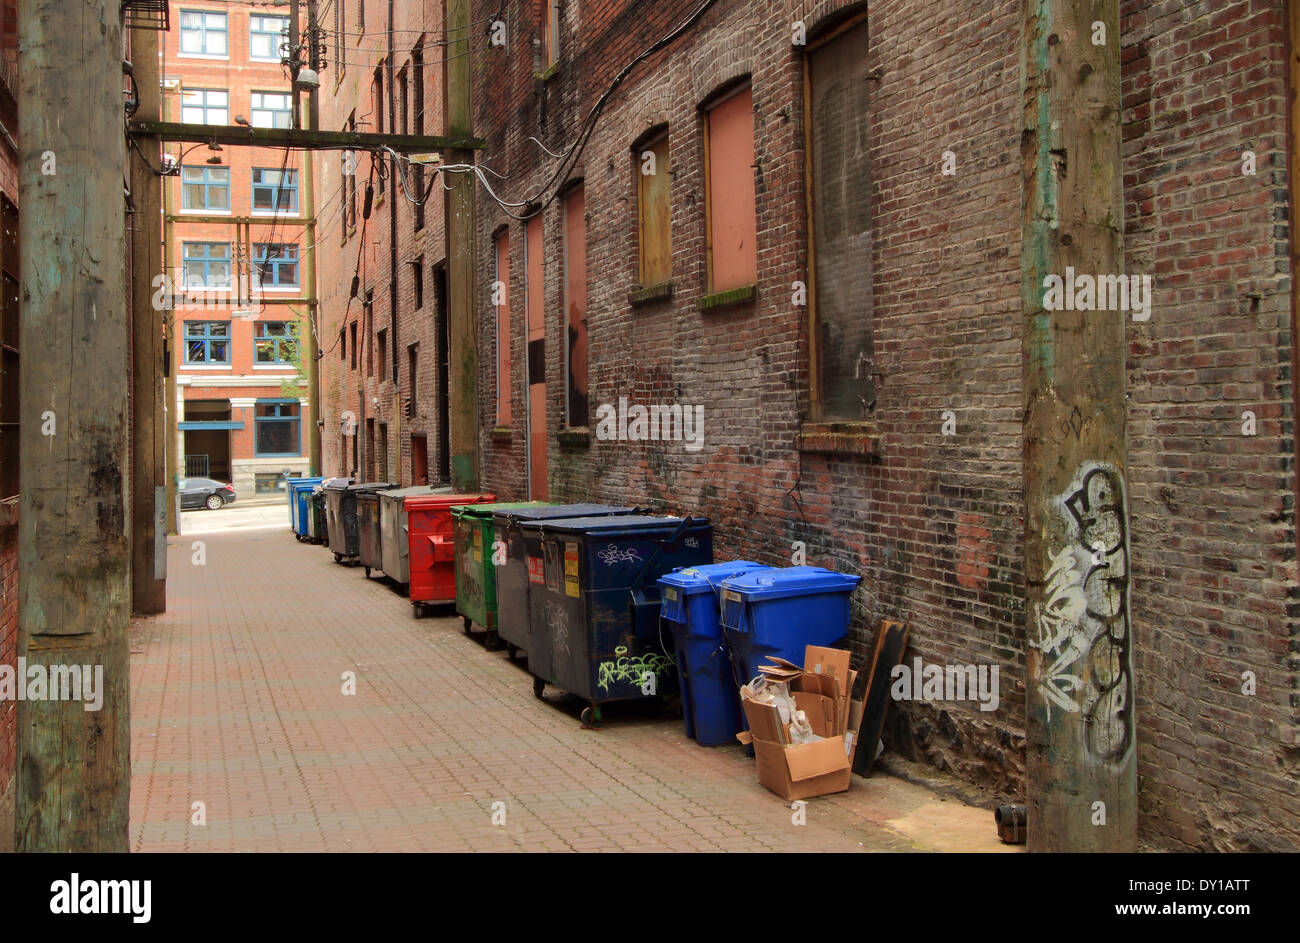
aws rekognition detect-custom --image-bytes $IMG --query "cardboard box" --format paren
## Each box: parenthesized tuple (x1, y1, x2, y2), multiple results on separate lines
(737, 647, 865, 801)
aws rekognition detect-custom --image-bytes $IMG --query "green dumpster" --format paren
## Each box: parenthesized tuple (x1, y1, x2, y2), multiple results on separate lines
(453, 501, 549, 649)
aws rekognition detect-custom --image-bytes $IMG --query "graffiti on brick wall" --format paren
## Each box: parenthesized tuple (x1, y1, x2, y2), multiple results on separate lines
(1032, 461, 1134, 762)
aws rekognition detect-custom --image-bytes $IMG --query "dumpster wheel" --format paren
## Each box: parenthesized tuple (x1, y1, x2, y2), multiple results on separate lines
(364, 566, 371, 578)
(532, 676, 545, 699)
(412, 602, 425, 619)
(506, 643, 519, 662)
(580, 706, 603, 729)
(462, 616, 472, 635)
(333, 553, 342, 564)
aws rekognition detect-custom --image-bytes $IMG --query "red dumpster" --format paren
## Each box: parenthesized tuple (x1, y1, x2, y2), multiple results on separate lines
(408, 491, 496, 617)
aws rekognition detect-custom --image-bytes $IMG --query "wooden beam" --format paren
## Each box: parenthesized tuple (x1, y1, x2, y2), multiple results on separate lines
(1021, 0, 1136, 852)
(127, 120, 484, 152)
(130, 22, 166, 615)
(17, 0, 131, 851)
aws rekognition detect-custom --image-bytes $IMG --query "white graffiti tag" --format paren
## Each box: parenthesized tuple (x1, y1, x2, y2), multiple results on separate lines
(596, 544, 642, 566)
(1032, 461, 1134, 762)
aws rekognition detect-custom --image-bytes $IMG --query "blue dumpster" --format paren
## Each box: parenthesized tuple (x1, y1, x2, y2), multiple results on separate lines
(492, 503, 641, 660)
(289, 477, 324, 541)
(718, 566, 861, 685)
(658, 560, 771, 746)
(527, 515, 713, 726)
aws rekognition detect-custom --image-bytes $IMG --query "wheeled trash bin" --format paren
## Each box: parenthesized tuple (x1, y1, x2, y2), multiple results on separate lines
(326, 480, 395, 564)
(658, 560, 771, 745)
(491, 504, 641, 661)
(407, 491, 496, 617)
(526, 514, 713, 727)
(452, 502, 547, 648)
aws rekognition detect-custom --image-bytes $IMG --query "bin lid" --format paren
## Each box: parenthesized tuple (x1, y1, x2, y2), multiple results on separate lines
(376, 485, 453, 501)
(494, 504, 637, 524)
(288, 477, 325, 489)
(404, 492, 497, 510)
(324, 479, 353, 491)
(345, 481, 398, 494)
(718, 565, 861, 600)
(528, 514, 711, 536)
(451, 501, 546, 520)
(658, 561, 769, 595)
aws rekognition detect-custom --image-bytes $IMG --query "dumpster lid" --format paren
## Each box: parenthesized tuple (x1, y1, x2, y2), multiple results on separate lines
(493, 503, 637, 523)
(404, 492, 497, 510)
(288, 477, 325, 488)
(346, 481, 398, 494)
(451, 501, 546, 519)
(528, 514, 711, 535)
(719, 566, 861, 600)
(377, 485, 454, 500)
(659, 561, 769, 594)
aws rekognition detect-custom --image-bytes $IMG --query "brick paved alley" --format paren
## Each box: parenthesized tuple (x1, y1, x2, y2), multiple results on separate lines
(128, 523, 1013, 853)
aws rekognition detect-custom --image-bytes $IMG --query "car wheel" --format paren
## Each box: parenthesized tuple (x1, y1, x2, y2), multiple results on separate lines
(205, 494, 225, 511)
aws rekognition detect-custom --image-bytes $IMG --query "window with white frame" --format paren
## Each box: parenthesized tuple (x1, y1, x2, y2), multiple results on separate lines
(181, 88, 228, 125)
(180, 10, 228, 57)
(250, 91, 293, 129)
(249, 14, 288, 61)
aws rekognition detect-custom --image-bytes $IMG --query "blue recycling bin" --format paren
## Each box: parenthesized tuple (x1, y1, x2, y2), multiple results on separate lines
(658, 561, 771, 745)
(289, 477, 324, 540)
(718, 566, 862, 685)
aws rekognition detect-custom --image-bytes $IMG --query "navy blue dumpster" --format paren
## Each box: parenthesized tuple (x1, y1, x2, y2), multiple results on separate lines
(492, 504, 640, 660)
(526, 515, 713, 727)
(658, 561, 771, 746)
(289, 477, 324, 540)
(718, 566, 862, 685)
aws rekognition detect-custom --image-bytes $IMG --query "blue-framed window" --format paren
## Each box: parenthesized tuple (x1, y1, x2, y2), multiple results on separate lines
(179, 10, 228, 56)
(183, 321, 231, 364)
(250, 91, 293, 129)
(255, 321, 297, 363)
(253, 243, 299, 288)
(180, 165, 230, 211)
(180, 88, 228, 125)
(249, 14, 288, 61)
(182, 242, 231, 289)
(255, 400, 301, 456)
(251, 168, 298, 213)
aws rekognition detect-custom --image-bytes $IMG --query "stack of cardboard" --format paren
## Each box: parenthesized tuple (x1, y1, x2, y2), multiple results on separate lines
(736, 646, 865, 801)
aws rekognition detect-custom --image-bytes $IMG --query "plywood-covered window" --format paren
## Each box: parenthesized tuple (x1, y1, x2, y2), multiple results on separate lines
(806, 15, 874, 418)
(494, 229, 512, 425)
(543, 0, 560, 68)
(704, 83, 757, 293)
(564, 186, 588, 428)
(636, 132, 671, 287)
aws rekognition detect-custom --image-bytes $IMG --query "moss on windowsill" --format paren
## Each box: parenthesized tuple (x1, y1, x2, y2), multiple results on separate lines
(697, 284, 756, 311)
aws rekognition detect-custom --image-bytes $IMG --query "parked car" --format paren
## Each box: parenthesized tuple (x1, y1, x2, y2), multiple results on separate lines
(180, 477, 237, 510)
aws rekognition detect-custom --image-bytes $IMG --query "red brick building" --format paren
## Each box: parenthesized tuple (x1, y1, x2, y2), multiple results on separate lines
(315, 1, 450, 487)
(456, 0, 1300, 851)
(162, 7, 312, 497)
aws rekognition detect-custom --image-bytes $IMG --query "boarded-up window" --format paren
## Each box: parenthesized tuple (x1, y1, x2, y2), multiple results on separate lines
(525, 216, 547, 499)
(637, 133, 671, 286)
(808, 17, 874, 418)
(0, 196, 17, 498)
(495, 230, 512, 425)
(704, 84, 757, 293)
(543, 0, 560, 68)
(564, 187, 588, 428)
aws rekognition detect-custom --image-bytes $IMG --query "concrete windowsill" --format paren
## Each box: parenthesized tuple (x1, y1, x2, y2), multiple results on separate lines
(490, 425, 513, 444)
(697, 284, 757, 311)
(628, 281, 674, 307)
(557, 427, 590, 448)
(797, 420, 881, 459)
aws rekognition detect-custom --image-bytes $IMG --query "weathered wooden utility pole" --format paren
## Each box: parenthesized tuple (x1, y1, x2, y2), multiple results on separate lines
(130, 24, 166, 613)
(305, 0, 322, 476)
(18, 0, 131, 850)
(445, 0, 479, 490)
(1021, 0, 1137, 851)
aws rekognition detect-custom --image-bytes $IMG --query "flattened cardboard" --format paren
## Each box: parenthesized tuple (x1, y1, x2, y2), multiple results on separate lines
(741, 697, 787, 745)
(793, 690, 837, 737)
(805, 645, 851, 682)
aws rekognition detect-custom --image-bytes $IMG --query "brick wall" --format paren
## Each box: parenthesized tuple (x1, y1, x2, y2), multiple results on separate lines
(316, 0, 449, 486)
(0, 69, 15, 801)
(460, 0, 1300, 849)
